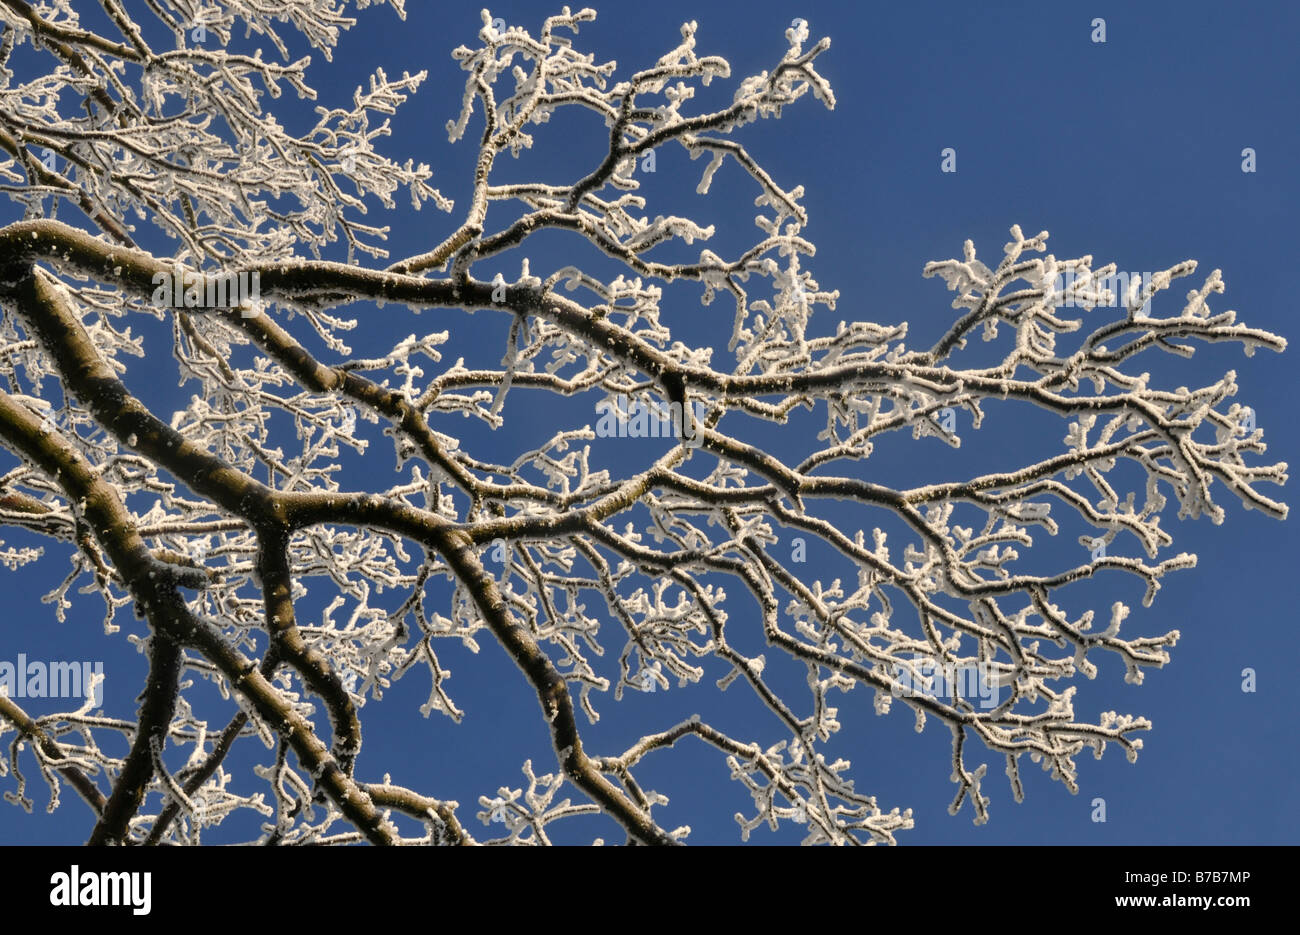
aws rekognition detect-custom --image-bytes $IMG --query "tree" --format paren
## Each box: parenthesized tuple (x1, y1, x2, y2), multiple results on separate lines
(0, 2, 1286, 846)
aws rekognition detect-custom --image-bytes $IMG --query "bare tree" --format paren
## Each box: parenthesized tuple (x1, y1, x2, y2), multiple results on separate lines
(0, 2, 1286, 846)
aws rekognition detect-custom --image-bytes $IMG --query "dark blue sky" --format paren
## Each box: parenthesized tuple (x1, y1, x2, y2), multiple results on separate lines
(1, 0, 1296, 845)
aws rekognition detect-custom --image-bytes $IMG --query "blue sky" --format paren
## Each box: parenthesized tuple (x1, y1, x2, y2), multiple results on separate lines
(1, 0, 1296, 845)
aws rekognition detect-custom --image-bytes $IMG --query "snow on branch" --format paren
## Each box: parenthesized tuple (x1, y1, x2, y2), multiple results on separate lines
(0, 4, 1286, 845)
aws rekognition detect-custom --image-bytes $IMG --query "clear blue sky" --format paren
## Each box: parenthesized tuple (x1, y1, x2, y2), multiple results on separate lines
(1, 0, 1296, 845)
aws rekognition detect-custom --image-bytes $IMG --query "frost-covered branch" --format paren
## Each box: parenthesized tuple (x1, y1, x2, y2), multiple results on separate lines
(0, 4, 1285, 845)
